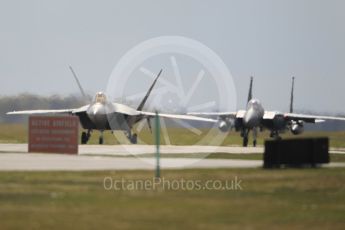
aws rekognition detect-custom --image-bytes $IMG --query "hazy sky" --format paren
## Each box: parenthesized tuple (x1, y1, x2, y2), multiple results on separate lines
(0, 0, 344, 113)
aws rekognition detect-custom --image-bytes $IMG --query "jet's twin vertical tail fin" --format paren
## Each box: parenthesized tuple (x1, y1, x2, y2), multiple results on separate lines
(136, 69, 163, 133)
(247, 76, 253, 103)
(290, 77, 295, 113)
(137, 69, 163, 111)
(69, 66, 91, 103)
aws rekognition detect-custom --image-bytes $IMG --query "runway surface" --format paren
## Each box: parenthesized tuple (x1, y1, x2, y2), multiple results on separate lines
(1, 143, 344, 155)
(0, 143, 264, 155)
(0, 144, 344, 171)
(0, 153, 263, 171)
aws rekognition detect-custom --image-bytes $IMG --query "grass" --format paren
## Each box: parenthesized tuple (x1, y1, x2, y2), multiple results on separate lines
(330, 154, 345, 162)
(0, 123, 345, 147)
(0, 168, 345, 229)
(0, 123, 28, 143)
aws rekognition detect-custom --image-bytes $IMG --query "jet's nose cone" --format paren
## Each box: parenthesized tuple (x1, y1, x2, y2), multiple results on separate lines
(243, 109, 260, 128)
(243, 114, 253, 127)
(87, 104, 105, 119)
(92, 107, 100, 116)
(87, 104, 108, 129)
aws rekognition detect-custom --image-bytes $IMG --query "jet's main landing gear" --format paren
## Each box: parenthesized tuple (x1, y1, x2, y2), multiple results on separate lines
(270, 130, 282, 140)
(81, 130, 91, 144)
(243, 136, 249, 147)
(131, 134, 138, 144)
(125, 131, 138, 144)
(99, 131, 104, 145)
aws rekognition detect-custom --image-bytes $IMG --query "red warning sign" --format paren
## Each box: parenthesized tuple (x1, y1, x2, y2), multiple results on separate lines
(28, 116, 79, 154)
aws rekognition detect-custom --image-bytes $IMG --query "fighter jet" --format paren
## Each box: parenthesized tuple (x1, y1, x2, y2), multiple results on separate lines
(189, 77, 345, 147)
(7, 68, 216, 144)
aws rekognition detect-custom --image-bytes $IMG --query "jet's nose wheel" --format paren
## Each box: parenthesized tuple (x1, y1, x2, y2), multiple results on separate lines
(252, 128, 258, 147)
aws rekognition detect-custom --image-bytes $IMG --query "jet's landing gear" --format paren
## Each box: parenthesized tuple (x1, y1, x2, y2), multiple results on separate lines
(270, 130, 282, 140)
(131, 134, 138, 144)
(252, 128, 258, 147)
(99, 131, 104, 145)
(243, 136, 249, 147)
(241, 129, 249, 147)
(81, 130, 91, 144)
(125, 131, 138, 144)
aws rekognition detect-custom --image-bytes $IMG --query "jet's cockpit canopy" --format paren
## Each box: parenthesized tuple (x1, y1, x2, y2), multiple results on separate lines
(247, 99, 262, 109)
(95, 92, 107, 104)
(249, 99, 260, 105)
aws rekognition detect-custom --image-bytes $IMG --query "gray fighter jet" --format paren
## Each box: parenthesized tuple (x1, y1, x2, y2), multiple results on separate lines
(189, 77, 345, 147)
(7, 68, 216, 144)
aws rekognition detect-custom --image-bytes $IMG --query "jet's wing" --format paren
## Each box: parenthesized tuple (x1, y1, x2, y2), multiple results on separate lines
(187, 112, 237, 116)
(284, 113, 345, 123)
(7, 105, 89, 115)
(262, 111, 345, 123)
(7, 109, 75, 115)
(139, 111, 217, 123)
(187, 111, 241, 119)
(71, 105, 90, 114)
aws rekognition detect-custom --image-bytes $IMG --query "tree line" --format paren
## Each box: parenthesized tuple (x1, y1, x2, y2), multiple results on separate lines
(0, 94, 344, 131)
(0, 94, 85, 123)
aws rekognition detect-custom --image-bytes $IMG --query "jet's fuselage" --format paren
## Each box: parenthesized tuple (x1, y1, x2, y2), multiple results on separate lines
(243, 99, 264, 128)
(87, 102, 108, 129)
